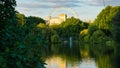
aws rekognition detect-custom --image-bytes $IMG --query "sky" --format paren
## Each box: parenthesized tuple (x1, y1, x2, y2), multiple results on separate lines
(16, 0, 120, 21)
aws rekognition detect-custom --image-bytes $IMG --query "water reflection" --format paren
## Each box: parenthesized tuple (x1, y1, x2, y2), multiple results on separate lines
(45, 56, 66, 68)
(45, 56, 97, 68)
(96, 55, 114, 68)
(78, 58, 97, 68)
(43, 45, 97, 68)
(42, 44, 114, 68)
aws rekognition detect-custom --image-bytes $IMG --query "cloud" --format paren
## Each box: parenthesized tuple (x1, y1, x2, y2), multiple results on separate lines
(17, 3, 52, 8)
(16, 0, 120, 10)
(80, 0, 120, 6)
(16, 0, 81, 9)
(41, 0, 120, 6)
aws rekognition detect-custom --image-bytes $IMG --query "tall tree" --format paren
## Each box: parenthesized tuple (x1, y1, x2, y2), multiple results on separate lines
(0, 0, 16, 29)
(0, 0, 17, 67)
(16, 12, 26, 25)
(93, 6, 120, 38)
(26, 16, 45, 26)
(0, 0, 16, 51)
(60, 17, 83, 37)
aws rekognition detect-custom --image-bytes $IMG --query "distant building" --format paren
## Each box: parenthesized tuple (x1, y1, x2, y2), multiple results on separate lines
(46, 14, 67, 25)
(83, 19, 92, 23)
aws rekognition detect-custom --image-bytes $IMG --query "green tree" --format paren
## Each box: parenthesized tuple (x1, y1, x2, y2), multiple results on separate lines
(26, 16, 45, 26)
(0, 0, 16, 30)
(94, 6, 112, 30)
(0, 0, 46, 67)
(60, 17, 83, 37)
(96, 55, 114, 68)
(110, 6, 120, 42)
(80, 29, 89, 42)
(93, 6, 120, 39)
(24, 16, 46, 34)
(16, 12, 26, 25)
(90, 30, 108, 44)
(0, 0, 17, 49)
(51, 34, 61, 43)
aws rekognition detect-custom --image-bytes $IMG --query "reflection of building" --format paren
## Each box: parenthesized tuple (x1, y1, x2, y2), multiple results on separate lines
(45, 56, 66, 68)
(46, 14, 67, 25)
(45, 56, 97, 68)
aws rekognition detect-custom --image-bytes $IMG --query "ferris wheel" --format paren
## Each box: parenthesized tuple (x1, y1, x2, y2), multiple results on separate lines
(49, 6, 78, 18)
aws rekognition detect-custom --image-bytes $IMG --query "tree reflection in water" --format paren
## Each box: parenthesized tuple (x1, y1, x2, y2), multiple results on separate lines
(41, 44, 115, 68)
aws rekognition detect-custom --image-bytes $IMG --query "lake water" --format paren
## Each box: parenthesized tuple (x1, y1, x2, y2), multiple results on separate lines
(43, 44, 114, 68)
(45, 56, 97, 68)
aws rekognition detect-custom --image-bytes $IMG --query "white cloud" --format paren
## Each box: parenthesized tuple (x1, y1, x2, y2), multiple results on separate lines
(16, 0, 120, 10)
(16, 0, 81, 9)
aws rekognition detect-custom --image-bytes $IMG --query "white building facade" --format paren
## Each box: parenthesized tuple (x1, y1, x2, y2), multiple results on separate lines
(46, 14, 67, 25)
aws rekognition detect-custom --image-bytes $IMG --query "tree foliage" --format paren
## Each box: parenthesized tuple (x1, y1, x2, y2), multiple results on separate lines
(59, 17, 87, 37)
(0, 0, 46, 67)
(16, 12, 26, 25)
(26, 16, 45, 26)
(0, 0, 16, 29)
(93, 6, 120, 41)
(87, 6, 120, 43)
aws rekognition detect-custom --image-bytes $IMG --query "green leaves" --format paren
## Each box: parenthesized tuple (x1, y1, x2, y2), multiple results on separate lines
(51, 34, 61, 43)
(0, 11, 46, 68)
(16, 13, 26, 25)
(58, 17, 85, 37)
(88, 6, 120, 44)
(26, 16, 45, 26)
(18, 44, 26, 49)
(0, 55, 6, 68)
(0, 0, 16, 29)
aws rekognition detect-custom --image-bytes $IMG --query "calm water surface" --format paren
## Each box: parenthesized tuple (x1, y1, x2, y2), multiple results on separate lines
(43, 44, 114, 68)
(45, 56, 97, 68)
